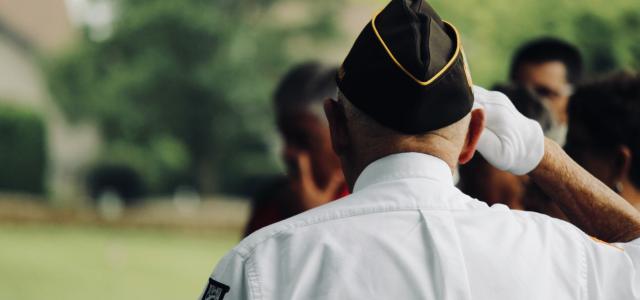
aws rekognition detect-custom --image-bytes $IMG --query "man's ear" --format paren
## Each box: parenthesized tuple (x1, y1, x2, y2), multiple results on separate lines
(613, 145, 633, 183)
(459, 108, 485, 164)
(324, 98, 349, 156)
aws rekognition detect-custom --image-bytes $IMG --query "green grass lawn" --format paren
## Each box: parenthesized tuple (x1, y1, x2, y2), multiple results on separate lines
(0, 223, 241, 300)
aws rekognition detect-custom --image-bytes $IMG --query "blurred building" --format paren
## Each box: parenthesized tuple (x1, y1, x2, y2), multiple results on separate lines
(0, 0, 101, 204)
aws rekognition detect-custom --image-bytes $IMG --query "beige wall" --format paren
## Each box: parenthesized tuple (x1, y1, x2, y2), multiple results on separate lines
(0, 34, 46, 108)
(0, 0, 74, 52)
(0, 2, 100, 204)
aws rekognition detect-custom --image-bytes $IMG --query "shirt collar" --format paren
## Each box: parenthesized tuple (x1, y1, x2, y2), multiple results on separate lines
(353, 152, 454, 193)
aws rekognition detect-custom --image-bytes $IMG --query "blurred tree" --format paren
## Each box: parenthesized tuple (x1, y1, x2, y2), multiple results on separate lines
(572, 10, 640, 76)
(0, 104, 46, 194)
(619, 11, 640, 69)
(47, 0, 339, 195)
(428, 0, 640, 85)
(574, 13, 618, 74)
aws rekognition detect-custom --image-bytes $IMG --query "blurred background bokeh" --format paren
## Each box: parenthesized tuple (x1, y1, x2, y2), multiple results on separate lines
(1, 0, 639, 299)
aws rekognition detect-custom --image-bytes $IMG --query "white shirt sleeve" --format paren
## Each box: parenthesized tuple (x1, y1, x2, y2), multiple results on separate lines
(197, 251, 255, 300)
(584, 235, 640, 299)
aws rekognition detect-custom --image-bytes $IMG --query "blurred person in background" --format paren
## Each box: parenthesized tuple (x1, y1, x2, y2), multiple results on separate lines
(244, 62, 348, 236)
(565, 71, 640, 211)
(459, 84, 554, 210)
(510, 37, 583, 144)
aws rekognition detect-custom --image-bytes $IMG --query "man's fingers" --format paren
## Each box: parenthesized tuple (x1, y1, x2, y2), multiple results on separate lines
(294, 151, 315, 187)
(324, 170, 344, 194)
(477, 129, 509, 171)
(289, 151, 344, 210)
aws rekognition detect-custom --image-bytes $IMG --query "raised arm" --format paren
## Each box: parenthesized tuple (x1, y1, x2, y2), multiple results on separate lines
(530, 138, 640, 242)
(472, 85, 640, 243)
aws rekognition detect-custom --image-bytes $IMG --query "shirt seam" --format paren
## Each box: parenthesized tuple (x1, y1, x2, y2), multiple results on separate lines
(245, 255, 262, 300)
(580, 238, 587, 300)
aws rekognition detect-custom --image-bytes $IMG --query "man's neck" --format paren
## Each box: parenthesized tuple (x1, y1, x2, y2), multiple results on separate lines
(344, 135, 459, 191)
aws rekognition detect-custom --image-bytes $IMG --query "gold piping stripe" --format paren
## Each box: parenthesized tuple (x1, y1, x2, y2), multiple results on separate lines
(371, 11, 462, 86)
(461, 46, 473, 87)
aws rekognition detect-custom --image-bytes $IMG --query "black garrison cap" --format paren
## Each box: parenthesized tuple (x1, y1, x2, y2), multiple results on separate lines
(336, 0, 474, 134)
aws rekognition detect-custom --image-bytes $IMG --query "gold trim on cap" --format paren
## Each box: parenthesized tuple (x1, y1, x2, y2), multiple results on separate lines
(371, 11, 462, 86)
(461, 46, 473, 87)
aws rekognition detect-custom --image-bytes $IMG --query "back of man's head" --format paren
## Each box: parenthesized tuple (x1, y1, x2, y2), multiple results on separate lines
(329, 89, 483, 190)
(330, 0, 483, 187)
(338, 91, 471, 163)
(509, 37, 583, 85)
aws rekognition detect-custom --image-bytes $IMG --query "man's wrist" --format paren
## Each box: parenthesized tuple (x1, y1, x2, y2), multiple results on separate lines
(528, 137, 640, 242)
(529, 138, 559, 177)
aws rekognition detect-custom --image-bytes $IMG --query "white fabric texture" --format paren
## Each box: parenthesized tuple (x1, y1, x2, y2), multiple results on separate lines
(202, 153, 640, 300)
(473, 85, 545, 175)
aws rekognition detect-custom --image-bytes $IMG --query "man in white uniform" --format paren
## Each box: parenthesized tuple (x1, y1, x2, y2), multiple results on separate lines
(199, 0, 640, 299)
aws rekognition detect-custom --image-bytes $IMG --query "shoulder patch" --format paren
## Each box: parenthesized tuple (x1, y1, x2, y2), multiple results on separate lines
(201, 278, 230, 300)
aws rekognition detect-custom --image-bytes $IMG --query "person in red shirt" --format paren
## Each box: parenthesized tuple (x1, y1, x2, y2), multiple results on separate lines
(244, 62, 348, 236)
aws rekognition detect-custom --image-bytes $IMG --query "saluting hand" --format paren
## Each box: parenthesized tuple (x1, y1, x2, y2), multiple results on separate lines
(472, 85, 545, 175)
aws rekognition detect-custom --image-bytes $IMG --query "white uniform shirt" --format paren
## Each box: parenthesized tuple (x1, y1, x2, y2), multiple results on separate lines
(201, 153, 640, 300)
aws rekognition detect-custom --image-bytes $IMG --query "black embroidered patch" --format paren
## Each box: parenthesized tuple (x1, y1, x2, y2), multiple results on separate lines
(201, 278, 230, 300)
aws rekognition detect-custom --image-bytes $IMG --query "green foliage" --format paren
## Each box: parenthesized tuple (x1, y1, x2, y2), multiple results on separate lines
(0, 104, 46, 194)
(424, 0, 640, 85)
(574, 10, 640, 74)
(94, 136, 190, 194)
(47, 0, 339, 195)
(47, 0, 639, 197)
